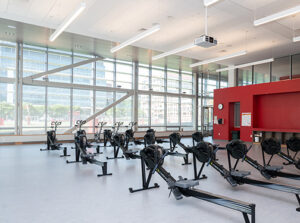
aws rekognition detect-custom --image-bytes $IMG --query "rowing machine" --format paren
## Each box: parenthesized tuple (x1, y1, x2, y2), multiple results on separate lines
(130, 145, 256, 223)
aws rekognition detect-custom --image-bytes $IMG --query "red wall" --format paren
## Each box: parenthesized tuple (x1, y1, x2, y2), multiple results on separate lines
(213, 79, 300, 142)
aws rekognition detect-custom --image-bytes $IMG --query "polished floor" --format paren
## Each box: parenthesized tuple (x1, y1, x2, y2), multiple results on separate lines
(0, 138, 299, 223)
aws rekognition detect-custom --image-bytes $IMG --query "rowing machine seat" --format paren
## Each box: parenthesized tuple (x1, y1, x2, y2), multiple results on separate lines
(174, 179, 199, 189)
(264, 165, 283, 172)
(230, 170, 251, 178)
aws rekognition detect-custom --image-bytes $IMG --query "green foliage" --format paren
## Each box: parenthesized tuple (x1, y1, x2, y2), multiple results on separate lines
(0, 102, 14, 119)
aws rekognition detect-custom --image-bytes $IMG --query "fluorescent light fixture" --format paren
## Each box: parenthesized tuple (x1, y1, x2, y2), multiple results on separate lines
(111, 24, 160, 53)
(293, 36, 300, 42)
(203, 0, 220, 7)
(152, 43, 196, 61)
(254, 5, 300, 26)
(216, 58, 274, 72)
(7, 25, 16, 29)
(190, 50, 247, 68)
(49, 2, 86, 42)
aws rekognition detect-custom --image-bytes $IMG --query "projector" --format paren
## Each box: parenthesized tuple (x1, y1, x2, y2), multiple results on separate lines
(194, 35, 217, 48)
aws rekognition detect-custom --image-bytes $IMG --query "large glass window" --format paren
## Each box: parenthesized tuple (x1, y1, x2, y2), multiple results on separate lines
(167, 97, 179, 125)
(138, 64, 150, 90)
(22, 85, 45, 134)
(181, 71, 193, 94)
(151, 95, 164, 126)
(272, 56, 291, 82)
(203, 72, 218, 97)
(95, 91, 114, 126)
(116, 92, 132, 124)
(48, 49, 72, 83)
(23, 46, 46, 79)
(96, 60, 114, 87)
(73, 54, 94, 85)
(167, 70, 179, 93)
(292, 54, 300, 79)
(181, 97, 193, 129)
(0, 43, 16, 78)
(237, 67, 252, 86)
(151, 67, 165, 92)
(72, 89, 93, 133)
(0, 83, 15, 135)
(47, 87, 71, 133)
(254, 63, 270, 84)
(138, 94, 149, 126)
(116, 62, 133, 89)
(220, 71, 228, 88)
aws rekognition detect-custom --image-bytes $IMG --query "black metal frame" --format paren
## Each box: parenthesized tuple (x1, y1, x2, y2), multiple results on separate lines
(169, 138, 191, 165)
(128, 158, 159, 193)
(227, 150, 300, 211)
(66, 138, 112, 177)
(240, 151, 300, 181)
(106, 145, 124, 160)
(261, 142, 300, 170)
(133, 146, 256, 223)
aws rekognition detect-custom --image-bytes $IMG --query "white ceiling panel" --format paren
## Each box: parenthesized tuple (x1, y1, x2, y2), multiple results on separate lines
(0, 0, 300, 68)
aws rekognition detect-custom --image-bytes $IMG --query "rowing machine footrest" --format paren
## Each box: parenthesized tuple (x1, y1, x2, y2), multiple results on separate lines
(265, 165, 283, 171)
(174, 179, 199, 189)
(230, 170, 251, 178)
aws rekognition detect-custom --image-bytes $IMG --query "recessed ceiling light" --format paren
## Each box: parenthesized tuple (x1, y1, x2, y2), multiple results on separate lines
(216, 58, 274, 72)
(110, 23, 160, 53)
(254, 5, 300, 26)
(190, 50, 247, 68)
(49, 2, 86, 42)
(7, 25, 16, 29)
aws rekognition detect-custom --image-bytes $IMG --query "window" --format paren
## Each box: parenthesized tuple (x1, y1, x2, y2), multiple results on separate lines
(237, 67, 252, 86)
(198, 98, 202, 131)
(151, 95, 164, 125)
(167, 70, 179, 93)
(22, 85, 45, 134)
(272, 56, 290, 82)
(0, 43, 16, 78)
(203, 72, 218, 97)
(220, 71, 228, 88)
(96, 60, 114, 87)
(138, 94, 149, 126)
(0, 83, 15, 135)
(47, 87, 71, 133)
(151, 67, 165, 92)
(138, 64, 150, 90)
(73, 89, 93, 133)
(181, 97, 193, 129)
(116, 92, 132, 124)
(167, 97, 179, 125)
(254, 63, 270, 84)
(181, 71, 193, 94)
(116, 62, 133, 89)
(73, 54, 94, 85)
(23, 46, 46, 79)
(95, 91, 114, 126)
(48, 49, 72, 83)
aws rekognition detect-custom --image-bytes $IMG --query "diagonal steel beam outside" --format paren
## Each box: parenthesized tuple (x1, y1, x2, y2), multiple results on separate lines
(64, 92, 134, 133)
(24, 56, 104, 81)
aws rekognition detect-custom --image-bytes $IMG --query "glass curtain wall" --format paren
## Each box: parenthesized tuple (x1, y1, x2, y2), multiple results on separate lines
(0, 40, 231, 135)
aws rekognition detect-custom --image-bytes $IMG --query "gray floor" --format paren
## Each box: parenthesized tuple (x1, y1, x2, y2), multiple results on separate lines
(0, 138, 299, 223)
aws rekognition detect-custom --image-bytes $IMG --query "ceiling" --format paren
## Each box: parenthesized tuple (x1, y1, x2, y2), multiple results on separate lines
(1, 0, 300, 72)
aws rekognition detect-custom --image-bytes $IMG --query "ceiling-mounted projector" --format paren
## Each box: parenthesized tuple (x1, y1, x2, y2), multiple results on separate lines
(194, 35, 217, 48)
